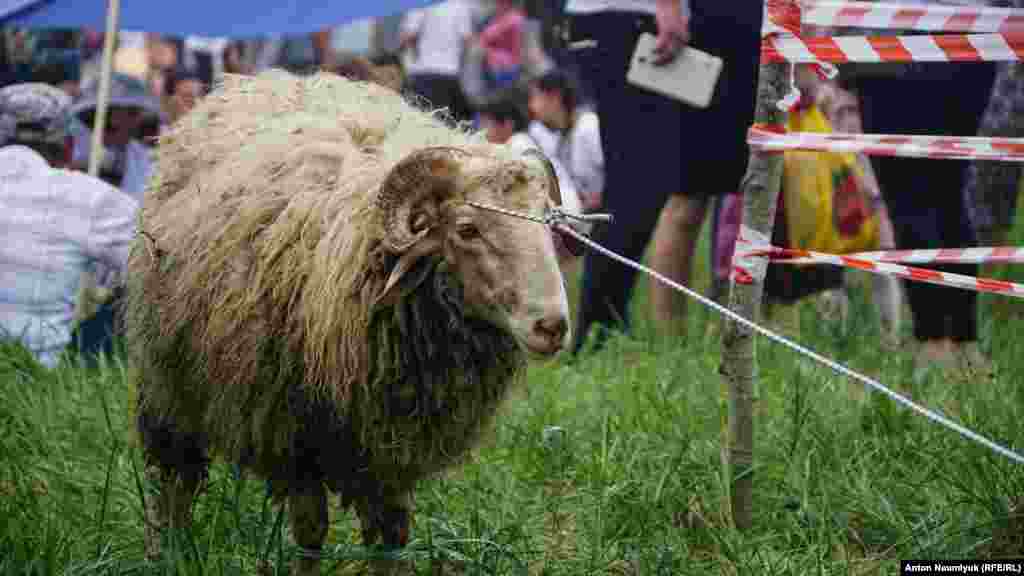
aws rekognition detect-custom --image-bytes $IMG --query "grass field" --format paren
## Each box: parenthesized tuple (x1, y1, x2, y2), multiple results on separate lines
(2, 216, 1024, 576)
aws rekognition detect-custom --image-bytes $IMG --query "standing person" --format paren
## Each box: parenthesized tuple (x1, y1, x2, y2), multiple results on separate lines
(850, 4, 997, 378)
(399, 0, 478, 126)
(0, 83, 138, 367)
(477, 0, 529, 91)
(963, 0, 1024, 250)
(564, 0, 762, 351)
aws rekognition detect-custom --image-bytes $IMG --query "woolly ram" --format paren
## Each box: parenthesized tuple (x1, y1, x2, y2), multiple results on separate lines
(126, 69, 573, 574)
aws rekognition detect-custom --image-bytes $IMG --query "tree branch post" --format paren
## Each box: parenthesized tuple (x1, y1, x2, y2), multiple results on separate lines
(721, 12, 790, 530)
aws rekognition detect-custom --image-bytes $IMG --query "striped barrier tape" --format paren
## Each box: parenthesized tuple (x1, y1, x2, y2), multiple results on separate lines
(747, 124, 1024, 162)
(553, 222, 1024, 466)
(733, 243, 1024, 298)
(764, 0, 839, 111)
(780, 246, 1024, 266)
(803, 0, 1024, 34)
(763, 31, 1024, 63)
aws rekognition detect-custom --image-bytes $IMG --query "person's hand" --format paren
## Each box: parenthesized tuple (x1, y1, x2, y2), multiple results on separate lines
(653, 0, 690, 66)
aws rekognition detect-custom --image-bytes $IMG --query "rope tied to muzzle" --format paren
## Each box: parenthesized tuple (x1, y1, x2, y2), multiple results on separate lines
(465, 200, 614, 256)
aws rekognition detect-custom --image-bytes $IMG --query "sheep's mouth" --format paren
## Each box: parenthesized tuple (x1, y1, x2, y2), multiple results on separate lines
(520, 336, 565, 359)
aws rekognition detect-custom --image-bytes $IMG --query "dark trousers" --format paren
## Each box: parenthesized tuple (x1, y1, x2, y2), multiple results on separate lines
(857, 62, 996, 342)
(568, 6, 761, 352)
(569, 12, 680, 350)
(404, 73, 473, 127)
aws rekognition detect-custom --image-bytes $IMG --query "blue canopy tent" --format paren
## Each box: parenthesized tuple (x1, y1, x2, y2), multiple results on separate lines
(1, 0, 442, 175)
(1, 0, 438, 38)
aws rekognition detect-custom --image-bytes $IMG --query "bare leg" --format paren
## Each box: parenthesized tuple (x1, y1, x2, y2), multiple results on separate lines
(649, 194, 710, 337)
(288, 482, 328, 576)
(357, 490, 414, 576)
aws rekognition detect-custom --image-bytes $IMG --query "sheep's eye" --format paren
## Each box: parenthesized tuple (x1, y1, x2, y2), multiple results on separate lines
(411, 212, 431, 234)
(457, 223, 481, 241)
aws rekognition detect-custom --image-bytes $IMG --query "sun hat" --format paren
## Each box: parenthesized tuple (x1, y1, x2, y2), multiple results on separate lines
(69, 71, 165, 128)
(0, 82, 73, 147)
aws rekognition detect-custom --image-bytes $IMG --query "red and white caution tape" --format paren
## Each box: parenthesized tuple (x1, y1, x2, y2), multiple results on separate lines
(803, 0, 1024, 34)
(782, 246, 1024, 266)
(764, 0, 839, 111)
(735, 244, 1024, 298)
(554, 222, 1024, 466)
(763, 31, 1024, 63)
(748, 124, 1024, 162)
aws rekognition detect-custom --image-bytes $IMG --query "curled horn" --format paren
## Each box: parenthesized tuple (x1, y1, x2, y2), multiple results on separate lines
(377, 147, 464, 252)
(522, 148, 562, 208)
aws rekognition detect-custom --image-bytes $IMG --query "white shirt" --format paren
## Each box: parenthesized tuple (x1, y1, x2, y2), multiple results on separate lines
(565, 0, 696, 15)
(527, 120, 559, 158)
(565, 0, 655, 15)
(544, 109, 605, 210)
(0, 146, 138, 367)
(400, 0, 477, 77)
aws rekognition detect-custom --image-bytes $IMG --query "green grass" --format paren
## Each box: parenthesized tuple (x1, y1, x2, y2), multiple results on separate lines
(3, 216, 1024, 575)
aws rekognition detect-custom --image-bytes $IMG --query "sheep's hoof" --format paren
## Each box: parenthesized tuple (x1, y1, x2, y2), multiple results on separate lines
(143, 534, 161, 564)
(290, 548, 323, 576)
(368, 558, 414, 576)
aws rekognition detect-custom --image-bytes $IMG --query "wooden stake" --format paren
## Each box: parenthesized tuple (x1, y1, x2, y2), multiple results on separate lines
(87, 0, 121, 178)
(77, 0, 121, 332)
(722, 12, 790, 530)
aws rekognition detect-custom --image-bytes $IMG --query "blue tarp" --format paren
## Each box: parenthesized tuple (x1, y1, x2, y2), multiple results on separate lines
(1, 0, 440, 37)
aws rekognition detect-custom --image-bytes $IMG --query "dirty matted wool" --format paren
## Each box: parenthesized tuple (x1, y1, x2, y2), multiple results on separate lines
(125, 70, 539, 484)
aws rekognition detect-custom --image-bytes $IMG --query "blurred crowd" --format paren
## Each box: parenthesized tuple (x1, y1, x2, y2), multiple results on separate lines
(0, 0, 1021, 382)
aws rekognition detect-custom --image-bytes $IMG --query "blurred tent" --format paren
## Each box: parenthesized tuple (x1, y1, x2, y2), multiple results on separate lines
(2, 0, 449, 344)
(1, 0, 445, 176)
(0, 0, 442, 38)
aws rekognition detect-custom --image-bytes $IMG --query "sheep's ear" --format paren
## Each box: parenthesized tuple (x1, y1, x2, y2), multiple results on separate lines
(374, 237, 442, 309)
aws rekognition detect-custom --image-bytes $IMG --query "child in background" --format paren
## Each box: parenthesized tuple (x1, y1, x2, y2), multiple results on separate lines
(478, 0, 527, 90)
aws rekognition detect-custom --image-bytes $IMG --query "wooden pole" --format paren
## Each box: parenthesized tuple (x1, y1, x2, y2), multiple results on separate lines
(87, 0, 120, 177)
(76, 0, 120, 330)
(721, 3, 789, 530)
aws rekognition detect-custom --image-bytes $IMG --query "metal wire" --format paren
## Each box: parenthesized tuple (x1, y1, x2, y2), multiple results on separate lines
(434, 199, 1024, 464)
(550, 222, 1024, 466)
(465, 201, 614, 228)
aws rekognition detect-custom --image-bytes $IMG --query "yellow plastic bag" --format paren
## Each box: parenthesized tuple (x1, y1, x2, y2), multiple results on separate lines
(782, 105, 879, 255)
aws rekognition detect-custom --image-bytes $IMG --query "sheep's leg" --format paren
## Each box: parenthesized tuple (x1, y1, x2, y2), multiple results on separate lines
(142, 464, 163, 561)
(137, 406, 206, 562)
(357, 490, 414, 575)
(142, 463, 203, 561)
(288, 481, 328, 576)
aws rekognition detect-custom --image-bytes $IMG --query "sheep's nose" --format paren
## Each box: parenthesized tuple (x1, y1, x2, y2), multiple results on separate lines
(534, 315, 569, 351)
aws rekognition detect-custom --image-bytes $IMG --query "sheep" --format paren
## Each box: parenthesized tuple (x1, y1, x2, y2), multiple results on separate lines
(126, 69, 572, 575)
